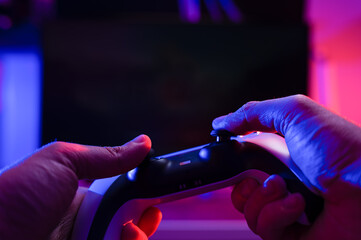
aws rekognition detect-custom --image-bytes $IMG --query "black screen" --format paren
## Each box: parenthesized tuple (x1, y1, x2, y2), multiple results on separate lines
(42, 22, 307, 154)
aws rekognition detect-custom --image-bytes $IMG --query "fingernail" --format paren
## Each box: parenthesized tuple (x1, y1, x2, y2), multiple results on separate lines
(123, 219, 134, 227)
(121, 220, 142, 239)
(212, 116, 226, 128)
(262, 176, 276, 196)
(126, 135, 152, 151)
(240, 179, 259, 198)
(283, 194, 302, 209)
(131, 135, 146, 144)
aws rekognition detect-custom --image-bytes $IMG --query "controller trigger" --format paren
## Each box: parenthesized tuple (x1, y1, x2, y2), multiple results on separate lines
(210, 129, 236, 142)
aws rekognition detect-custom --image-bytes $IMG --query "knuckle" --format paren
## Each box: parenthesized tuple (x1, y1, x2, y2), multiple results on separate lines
(104, 146, 124, 159)
(43, 141, 77, 165)
(48, 141, 68, 150)
(45, 141, 72, 155)
(236, 101, 259, 124)
(289, 94, 312, 108)
(292, 93, 307, 100)
(46, 141, 88, 155)
(35, 141, 79, 176)
(241, 101, 259, 112)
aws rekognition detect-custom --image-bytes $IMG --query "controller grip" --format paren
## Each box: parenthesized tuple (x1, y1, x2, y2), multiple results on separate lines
(71, 133, 324, 240)
(72, 170, 322, 240)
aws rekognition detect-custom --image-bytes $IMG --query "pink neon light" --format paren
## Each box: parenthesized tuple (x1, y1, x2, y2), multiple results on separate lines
(307, 0, 361, 125)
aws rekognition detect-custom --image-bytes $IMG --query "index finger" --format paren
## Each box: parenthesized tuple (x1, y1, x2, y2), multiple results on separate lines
(212, 94, 320, 137)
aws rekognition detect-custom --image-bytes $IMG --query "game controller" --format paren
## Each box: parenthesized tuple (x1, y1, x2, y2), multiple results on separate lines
(71, 130, 324, 240)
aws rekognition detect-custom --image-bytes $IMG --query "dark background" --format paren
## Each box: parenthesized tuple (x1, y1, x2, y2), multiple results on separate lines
(41, 0, 307, 154)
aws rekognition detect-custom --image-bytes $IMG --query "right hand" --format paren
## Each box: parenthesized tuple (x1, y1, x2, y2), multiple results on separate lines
(213, 94, 361, 240)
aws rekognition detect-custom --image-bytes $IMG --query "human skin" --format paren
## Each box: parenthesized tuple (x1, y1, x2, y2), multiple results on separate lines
(213, 94, 361, 240)
(3, 94, 361, 240)
(0, 135, 161, 240)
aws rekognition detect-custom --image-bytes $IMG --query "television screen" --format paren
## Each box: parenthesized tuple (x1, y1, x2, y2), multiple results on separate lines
(42, 22, 307, 155)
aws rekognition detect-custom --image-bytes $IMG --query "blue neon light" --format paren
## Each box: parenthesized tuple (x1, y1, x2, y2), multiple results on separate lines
(0, 49, 42, 169)
(219, 0, 242, 23)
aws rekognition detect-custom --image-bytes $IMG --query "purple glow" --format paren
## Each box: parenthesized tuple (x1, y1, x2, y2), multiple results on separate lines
(178, 0, 201, 23)
(32, 0, 56, 22)
(0, 15, 12, 30)
(204, 0, 223, 22)
(199, 192, 213, 199)
(152, 219, 258, 239)
(0, 0, 11, 5)
(219, 0, 242, 23)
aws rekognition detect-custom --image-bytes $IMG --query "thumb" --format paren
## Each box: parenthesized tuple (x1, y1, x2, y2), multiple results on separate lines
(33, 134, 152, 180)
(0, 135, 151, 240)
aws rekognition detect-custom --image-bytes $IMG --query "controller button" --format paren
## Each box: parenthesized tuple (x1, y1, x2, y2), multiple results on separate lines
(155, 158, 169, 166)
(126, 168, 138, 181)
(199, 148, 211, 161)
(179, 160, 192, 166)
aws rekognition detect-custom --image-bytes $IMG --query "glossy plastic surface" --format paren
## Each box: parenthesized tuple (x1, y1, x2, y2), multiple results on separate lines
(71, 133, 323, 240)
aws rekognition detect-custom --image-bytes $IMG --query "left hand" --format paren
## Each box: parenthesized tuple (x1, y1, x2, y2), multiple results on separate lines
(0, 135, 162, 240)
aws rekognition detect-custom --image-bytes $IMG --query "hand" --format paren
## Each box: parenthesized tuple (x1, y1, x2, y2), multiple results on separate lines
(0, 135, 162, 240)
(213, 94, 361, 240)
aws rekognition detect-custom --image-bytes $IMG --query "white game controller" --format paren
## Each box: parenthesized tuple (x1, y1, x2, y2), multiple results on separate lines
(71, 131, 323, 240)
